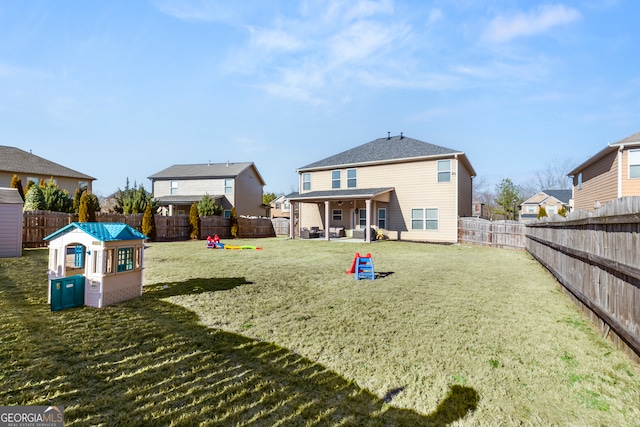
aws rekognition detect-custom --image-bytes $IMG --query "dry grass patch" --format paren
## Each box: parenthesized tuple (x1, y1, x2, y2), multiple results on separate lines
(156, 238, 640, 425)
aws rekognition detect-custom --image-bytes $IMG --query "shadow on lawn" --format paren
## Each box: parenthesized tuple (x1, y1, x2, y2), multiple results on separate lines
(1, 256, 479, 426)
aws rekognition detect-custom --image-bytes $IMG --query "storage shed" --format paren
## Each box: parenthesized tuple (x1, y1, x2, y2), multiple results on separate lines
(44, 222, 147, 309)
(0, 187, 23, 258)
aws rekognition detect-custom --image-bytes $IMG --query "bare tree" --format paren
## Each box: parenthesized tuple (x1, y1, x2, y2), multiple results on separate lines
(535, 159, 574, 190)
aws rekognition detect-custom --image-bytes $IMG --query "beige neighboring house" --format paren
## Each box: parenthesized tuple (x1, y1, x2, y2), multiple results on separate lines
(520, 190, 572, 222)
(148, 162, 266, 217)
(287, 134, 476, 243)
(270, 195, 291, 218)
(568, 131, 640, 211)
(0, 145, 95, 195)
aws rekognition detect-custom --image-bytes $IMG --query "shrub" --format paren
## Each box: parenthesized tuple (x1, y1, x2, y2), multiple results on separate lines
(189, 202, 200, 239)
(558, 206, 567, 217)
(23, 185, 46, 211)
(42, 179, 73, 213)
(142, 203, 156, 241)
(114, 178, 159, 214)
(537, 206, 548, 219)
(197, 194, 223, 217)
(78, 191, 100, 222)
(230, 207, 238, 238)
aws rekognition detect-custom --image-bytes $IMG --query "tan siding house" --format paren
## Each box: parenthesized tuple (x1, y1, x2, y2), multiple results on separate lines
(148, 162, 266, 217)
(569, 131, 640, 210)
(0, 145, 95, 195)
(287, 134, 475, 243)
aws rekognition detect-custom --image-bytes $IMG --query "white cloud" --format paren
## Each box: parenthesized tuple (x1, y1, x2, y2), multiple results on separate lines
(249, 27, 303, 51)
(483, 4, 581, 43)
(428, 8, 443, 24)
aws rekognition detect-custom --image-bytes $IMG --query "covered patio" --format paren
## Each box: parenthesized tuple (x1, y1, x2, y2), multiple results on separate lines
(286, 188, 394, 243)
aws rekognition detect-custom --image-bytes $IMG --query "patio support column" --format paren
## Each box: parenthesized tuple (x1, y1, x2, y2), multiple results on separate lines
(289, 201, 295, 239)
(365, 199, 372, 243)
(324, 201, 331, 240)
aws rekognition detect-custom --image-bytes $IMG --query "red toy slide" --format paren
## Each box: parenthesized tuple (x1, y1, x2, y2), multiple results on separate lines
(347, 252, 371, 274)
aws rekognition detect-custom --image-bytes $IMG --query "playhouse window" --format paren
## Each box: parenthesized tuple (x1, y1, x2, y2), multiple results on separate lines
(117, 248, 134, 272)
(105, 249, 115, 274)
(135, 246, 143, 269)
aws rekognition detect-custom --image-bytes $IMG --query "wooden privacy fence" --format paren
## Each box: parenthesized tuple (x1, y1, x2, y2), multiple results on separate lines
(458, 217, 525, 250)
(525, 197, 640, 363)
(22, 211, 275, 247)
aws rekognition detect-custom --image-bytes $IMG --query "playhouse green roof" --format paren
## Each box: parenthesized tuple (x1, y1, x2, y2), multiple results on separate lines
(44, 222, 147, 242)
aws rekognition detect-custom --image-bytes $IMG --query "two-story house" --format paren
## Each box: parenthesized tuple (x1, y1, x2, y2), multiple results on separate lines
(568, 131, 640, 211)
(520, 189, 572, 222)
(287, 134, 475, 243)
(0, 145, 95, 195)
(148, 162, 266, 217)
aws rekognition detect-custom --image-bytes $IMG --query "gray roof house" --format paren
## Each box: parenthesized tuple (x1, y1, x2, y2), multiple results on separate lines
(148, 162, 266, 217)
(287, 134, 476, 243)
(0, 145, 95, 195)
(520, 189, 572, 222)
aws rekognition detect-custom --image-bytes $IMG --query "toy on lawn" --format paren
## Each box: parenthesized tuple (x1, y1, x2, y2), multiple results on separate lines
(206, 234, 262, 250)
(347, 252, 375, 280)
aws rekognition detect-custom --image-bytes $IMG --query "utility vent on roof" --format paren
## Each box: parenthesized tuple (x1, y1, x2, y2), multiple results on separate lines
(387, 132, 390, 140)
(400, 132, 403, 139)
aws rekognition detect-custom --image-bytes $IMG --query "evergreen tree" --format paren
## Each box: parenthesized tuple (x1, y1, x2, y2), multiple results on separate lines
(142, 203, 156, 241)
(42, 179, 73, 213)
(558, 205, 567, 217)
(23, 185, 46, 211)
(10, 174, 25, 200)
(189, 202, 200, 239)
(24, 179, 35, 195)
(114, 178, 159, 214)
(494, 178, 523, 220)
(537, 206, 548, 219)
(78, 191, 99, 222)
(78, 191, 90, 222)
(230, 207, 239, 238)
(73, 188, 82, 213)
(197, 194, 223, 216)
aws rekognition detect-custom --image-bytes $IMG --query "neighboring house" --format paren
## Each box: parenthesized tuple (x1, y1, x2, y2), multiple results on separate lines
(0, 145, 95, 195)
(471, 201, 485, 218)
(270, 195, 291, 218)
(287, 134, 476, 243)
(520, 189, 572, 222)
(568, 131, 640, 211)
(148, 162, 266, 217)
(0, 188, 23, 258)
(44, 222, 147, 308)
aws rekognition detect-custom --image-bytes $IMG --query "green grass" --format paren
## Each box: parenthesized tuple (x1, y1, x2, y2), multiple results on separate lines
(2, 238, 640, 426)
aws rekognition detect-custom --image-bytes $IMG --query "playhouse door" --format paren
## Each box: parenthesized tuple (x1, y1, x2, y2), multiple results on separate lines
(50, 275, 85, 311)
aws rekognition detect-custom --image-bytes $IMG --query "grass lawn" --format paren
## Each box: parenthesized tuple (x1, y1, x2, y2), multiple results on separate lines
(2, 238, 639, 426)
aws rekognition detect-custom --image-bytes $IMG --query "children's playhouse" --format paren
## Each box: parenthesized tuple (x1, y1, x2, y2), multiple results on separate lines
(44, 222, 147, 310)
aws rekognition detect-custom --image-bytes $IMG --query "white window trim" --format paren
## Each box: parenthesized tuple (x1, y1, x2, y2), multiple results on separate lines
(332, 170, 341, 189)
(378, 208, 387, 229)
(347, 169, 357, 188)
(302, 173, 311, 191)
(411, 208, 439, 230)
(437, 160, 451, 183)
(332, 209, 342, 221)
(628, 149, 640, 179)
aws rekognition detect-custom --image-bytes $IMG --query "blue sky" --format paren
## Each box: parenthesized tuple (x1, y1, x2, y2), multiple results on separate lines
(1, 0, 639, 197)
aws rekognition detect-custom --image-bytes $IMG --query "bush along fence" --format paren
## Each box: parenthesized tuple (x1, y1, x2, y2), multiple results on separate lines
(458, 217, 525, 250)
(525, 197, 640, 363)
(22, 211, 276, 248)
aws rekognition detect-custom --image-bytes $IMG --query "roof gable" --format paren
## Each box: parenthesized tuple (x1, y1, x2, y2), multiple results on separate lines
(44, 222, 147, 242)
(0, 146, 95, 180)
(522, 190, 571, 205)
(298, 135, 473, 174)
(568, 130, 640, 175)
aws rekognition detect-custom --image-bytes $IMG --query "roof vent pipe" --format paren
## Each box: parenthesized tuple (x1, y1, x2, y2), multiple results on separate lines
(226, 160, 230, 166)
(387, 132, 390, 140)
(400, 132, 403, 139)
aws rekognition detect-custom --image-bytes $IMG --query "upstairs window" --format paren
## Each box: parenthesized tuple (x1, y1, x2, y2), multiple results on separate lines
(629, 150, 640, 179)
(347, 169, 357, 188)
(225, 179, 233, 194)
(577, 173, 583, 190)
(332, 170, 341, 189)
(79, 181, 89, 191)
(437, 160, 451, 182)
(302, 173, 311, 191)
(170, 180, 178, 195)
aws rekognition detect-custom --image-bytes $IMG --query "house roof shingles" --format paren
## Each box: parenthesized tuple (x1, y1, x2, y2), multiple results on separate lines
(543, 189, 572, 204)
(298, 135, 468, 171)
(148, 162, 264, 183)
(0, 146, 95, 180)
